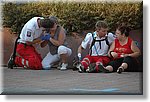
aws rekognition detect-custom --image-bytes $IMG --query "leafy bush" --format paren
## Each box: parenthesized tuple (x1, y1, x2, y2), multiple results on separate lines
(2, 1, 142, 34)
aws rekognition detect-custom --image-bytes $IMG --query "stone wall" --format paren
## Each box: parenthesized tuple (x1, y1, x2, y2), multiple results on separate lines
(2, 28, 142, 71)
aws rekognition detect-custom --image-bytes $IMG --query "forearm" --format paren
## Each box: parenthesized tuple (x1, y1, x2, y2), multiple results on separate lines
(41, 40, 48, 48)
(78, 45, 83, 54)
(77, 45, 84, 60)
(128, 52, 141, 58)
(49, 38, 63, 46)
(26, 38, 42, 45)
(107, 41, 115, 57)
(33, 38, 42, 44)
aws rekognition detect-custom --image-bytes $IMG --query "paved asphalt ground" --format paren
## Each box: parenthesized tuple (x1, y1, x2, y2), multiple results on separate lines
(2, 67, 143, 95)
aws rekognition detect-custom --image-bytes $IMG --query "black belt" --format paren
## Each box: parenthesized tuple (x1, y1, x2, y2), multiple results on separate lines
(17, 42, 33, 47)
(17, 42, 26, 45)
(17, 42, 27, 48)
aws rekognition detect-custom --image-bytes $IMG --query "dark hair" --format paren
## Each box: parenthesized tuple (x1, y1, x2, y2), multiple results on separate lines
(95, 20, 108, 29)
(40, 18, 54, 29)
(117, 25, 131, 37)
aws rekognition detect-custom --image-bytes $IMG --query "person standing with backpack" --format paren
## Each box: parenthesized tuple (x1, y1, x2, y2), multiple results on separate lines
(41, 16, 72, 70)
(77, 20, 115, 73)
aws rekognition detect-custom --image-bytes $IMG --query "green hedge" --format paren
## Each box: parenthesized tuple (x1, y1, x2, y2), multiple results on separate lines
(2, 2, 143, 34)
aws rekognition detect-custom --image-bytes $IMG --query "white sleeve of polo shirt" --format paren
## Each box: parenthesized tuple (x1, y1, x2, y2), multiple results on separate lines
(24, 29, 34, 42)
(108, 32, 116, 44)
(81, 33, 92, 49)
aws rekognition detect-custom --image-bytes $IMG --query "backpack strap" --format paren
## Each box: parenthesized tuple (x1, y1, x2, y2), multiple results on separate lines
(89, 33, 110, 56)
(89, 33, 97, 55)
(90, 33, 96, 49)
(105, 35, 110, 48)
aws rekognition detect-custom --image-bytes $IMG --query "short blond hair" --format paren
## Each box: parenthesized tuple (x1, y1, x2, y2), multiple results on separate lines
(95, 20, 108, 29)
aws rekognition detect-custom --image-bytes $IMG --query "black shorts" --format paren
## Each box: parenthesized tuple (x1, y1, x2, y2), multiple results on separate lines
(107, 56, 138, 72)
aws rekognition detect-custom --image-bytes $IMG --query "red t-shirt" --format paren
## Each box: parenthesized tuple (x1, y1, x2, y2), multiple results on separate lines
(113, 37, 133, 59)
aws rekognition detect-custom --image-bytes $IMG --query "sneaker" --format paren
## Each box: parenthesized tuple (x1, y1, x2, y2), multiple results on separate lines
(72, 61, 80, 71)
(78, 64, 86, 73)
(7, 56, 14, 69)
(98, 64, 110, 73)
(60, 63, 68, 71)
(86, 63, 96, 73)
(57, 62, 62, 70)
(117, 67, 124, 74)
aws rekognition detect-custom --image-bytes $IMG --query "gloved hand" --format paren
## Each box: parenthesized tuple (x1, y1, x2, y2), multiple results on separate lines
(40, 33, 51, 40)
(44, 34, 51, 40)
(78, 53, 82, 61)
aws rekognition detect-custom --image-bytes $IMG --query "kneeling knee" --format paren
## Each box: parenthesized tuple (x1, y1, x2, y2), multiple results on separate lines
(58, 46, 66, 54)
(106, 65, 113, 72)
